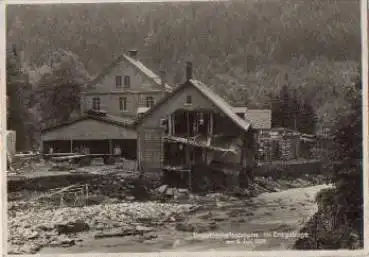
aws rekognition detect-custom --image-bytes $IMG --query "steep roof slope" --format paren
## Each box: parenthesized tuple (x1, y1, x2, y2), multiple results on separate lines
(135, 79, 251, 132)
(86, 54, 172, 91)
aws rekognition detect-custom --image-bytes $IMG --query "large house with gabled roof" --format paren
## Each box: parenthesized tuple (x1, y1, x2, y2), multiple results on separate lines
(80, 49, 172, 118)
(40, 50, 172, 159)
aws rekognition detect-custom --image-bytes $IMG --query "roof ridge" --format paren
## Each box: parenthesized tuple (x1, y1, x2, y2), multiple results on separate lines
(42, 112, 135, 133)
(86, 53, 172, 91)
(122, 54, 172, 91)
(136, 79, 251, 132)
(189, 79, 251, 131)
(86, 55, 124, 88)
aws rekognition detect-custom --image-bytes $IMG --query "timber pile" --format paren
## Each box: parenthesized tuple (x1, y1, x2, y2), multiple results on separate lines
(36, 184, 90, 207)
(10, 154, 43, 173)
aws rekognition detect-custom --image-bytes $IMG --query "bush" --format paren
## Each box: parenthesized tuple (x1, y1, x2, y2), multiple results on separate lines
(294, 73, 363, 249)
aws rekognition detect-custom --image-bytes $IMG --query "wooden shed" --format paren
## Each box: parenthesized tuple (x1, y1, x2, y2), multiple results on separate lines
(41, 111, 137, 159)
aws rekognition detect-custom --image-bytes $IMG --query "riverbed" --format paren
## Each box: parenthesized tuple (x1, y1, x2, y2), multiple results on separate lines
(39, 184, 331, 253)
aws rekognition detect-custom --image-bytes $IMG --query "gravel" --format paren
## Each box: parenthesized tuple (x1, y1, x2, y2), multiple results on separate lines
(8, 201, 194, 254)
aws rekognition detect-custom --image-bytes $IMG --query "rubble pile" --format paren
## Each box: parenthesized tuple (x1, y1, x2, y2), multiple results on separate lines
(8, 172, 160, 203)
(8, 201, 195, 254)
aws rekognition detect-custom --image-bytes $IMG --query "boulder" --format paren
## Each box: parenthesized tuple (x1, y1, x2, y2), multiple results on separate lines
(176, 222, 194, 232)
(143, 233, 158, 240)
(50, 236, 76, 247)
(37, 224, 54, 232)
(135, 225, 154, 233)
(26, 231, 39, 240)
(125, 196, 135, 201)
(94, 226, 138, 239)
(55, 220, 90, 234)
(19, 243, 41, 254)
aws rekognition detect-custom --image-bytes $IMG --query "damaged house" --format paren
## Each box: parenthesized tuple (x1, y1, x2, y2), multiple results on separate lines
(40, 50, 172, 159)
(134, 62, 256, 189)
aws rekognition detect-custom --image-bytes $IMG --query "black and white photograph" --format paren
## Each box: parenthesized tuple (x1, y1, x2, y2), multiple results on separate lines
(4, 0, 365, 255)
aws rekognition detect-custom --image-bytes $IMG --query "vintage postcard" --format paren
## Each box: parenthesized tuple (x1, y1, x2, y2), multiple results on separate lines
(2, 0, 368, 256)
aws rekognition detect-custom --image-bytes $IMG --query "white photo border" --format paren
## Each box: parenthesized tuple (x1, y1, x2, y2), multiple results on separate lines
(0, 0, 368, 256)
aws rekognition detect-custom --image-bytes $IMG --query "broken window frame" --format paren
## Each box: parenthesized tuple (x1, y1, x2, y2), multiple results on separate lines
(145, 96, 155, 108)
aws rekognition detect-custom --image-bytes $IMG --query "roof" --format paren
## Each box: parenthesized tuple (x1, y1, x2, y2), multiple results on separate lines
(244, 109, 272, 129)
(41, 113, 135, 133)
(190, 80, 251, 132)
(86, 53, 172, 91)
(123, 55, 172, 91)
(135, 79, 251, 133)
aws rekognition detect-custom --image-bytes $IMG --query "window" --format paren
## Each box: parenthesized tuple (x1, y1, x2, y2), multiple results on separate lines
(186, 95, 192, 105)
(115, 76, 122, 88)
(124, 75, 130, 88)
(145, 96, 155, 108)
(119, 97, 127, 111)
(92, 97, 100, 110)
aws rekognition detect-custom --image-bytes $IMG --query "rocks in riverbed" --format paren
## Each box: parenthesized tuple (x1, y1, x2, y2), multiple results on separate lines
(94, 225, 155, 239)
(55, 220, 90, 234)
(155, 185, 191, 201)
(136, 225, 154, 233)
(50, 236, 76, 247)
(94, 227, 136, 239)
(8, 201, 194, 254)
(176, 221, 218, 233)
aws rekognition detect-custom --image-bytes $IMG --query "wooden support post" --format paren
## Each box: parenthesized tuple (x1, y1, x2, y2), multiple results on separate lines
(172, 113, 175, 135)
(168, 114, 173, 135)
(186, 111, 190, 137)
(186, 111, 190, 166)
(209, 112, 214, 136)
(203, 148, 207, 164)
(137, 133, 141, 172)
(70, 140, 73, 153)
(188, 170, 192, 191)
(108, 139, 113, 155)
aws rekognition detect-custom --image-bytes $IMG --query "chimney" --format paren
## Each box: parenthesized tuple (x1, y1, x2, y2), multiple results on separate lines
(186, 61, 192, 81)
(128, 49, 138, 59)
(160, 70, 166, 86)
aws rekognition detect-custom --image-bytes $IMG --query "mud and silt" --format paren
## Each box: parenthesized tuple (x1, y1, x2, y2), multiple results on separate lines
(8, 168, 328, 254)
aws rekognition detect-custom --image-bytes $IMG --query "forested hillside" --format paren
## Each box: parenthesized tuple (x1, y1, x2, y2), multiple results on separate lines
(6, 0, 360, 139)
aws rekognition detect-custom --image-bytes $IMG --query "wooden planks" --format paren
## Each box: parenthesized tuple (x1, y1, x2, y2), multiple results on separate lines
(139, 128, 164, 170)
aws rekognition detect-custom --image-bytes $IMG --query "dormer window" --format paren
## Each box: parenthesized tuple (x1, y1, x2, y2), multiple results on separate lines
(116, 76, 122, 88)
(92, 97, 100, 110)
(124, 75, 130, 88)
